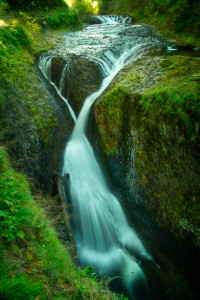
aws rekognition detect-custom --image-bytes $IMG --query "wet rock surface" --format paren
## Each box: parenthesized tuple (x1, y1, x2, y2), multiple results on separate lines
(36, 67, 74, 192)
(51, 53, 103, 115)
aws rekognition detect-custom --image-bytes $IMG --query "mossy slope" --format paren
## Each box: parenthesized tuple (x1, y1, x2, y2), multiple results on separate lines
(0, 147, 115, 299)
(0, 12, 76, 189)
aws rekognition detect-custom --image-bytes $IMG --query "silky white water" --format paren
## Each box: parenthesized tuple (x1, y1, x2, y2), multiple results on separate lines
(38, 16, 164, 299)
(62, 18, 152, 300)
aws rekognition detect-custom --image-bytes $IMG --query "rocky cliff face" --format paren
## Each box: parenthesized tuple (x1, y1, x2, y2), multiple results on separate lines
(94, 55, 200, 299)
(0, 60, 74, 192)
(51, 53, 103, 115)
(1, 40, 103, 193)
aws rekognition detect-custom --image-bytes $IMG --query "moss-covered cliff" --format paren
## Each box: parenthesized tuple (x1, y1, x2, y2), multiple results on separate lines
(94, 54, 200, 299)
(95, 55, 200, 247)
(0, 12, 75, 191)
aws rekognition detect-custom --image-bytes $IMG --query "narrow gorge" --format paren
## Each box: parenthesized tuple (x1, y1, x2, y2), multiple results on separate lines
(38, 16, 200, 300)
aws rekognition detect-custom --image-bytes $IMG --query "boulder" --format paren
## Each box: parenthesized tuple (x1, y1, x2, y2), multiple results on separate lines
(51, 53, 103, 115)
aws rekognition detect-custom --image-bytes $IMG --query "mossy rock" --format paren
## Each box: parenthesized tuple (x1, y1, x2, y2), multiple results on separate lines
(95, 55, 200, 247)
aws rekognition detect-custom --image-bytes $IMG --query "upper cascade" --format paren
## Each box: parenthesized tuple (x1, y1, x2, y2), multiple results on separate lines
(96, 15, 132, 24)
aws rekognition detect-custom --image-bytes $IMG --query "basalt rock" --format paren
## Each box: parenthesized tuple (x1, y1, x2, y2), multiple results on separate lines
(94, 55, 200, 299)
(51, 53, 103, 116)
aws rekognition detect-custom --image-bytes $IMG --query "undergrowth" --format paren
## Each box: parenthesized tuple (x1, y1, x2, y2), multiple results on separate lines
(46, 12, 79, 29)
(106, 0, 200, 47)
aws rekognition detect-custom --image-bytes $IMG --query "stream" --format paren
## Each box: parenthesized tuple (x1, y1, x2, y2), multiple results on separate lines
(38, 16, 168, 299)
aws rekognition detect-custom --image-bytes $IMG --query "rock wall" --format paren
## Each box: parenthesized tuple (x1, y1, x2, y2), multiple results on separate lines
(0, 59, 74, 192)
(0, 46, 103, 193)
(94, 55, 200, 299)
(51, 53, 103, 115)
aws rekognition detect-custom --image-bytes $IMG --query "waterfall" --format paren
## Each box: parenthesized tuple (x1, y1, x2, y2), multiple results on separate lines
(38, 16, 164, 299)
(38, 55, 76, 122)
(96, 15, 132, 24)
(62, 24, 152, 300)
(38, 55, 52, 81)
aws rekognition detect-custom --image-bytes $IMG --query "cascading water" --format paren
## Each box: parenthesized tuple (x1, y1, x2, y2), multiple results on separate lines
(96, 15, 132, 24)
(38, 16, 164, 299)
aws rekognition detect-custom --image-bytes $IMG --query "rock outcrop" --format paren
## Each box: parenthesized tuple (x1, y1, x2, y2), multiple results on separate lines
(94, 55, 200, 299)
(51, 53, 103, 115)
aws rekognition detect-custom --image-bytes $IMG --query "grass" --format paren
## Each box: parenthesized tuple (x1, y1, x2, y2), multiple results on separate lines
(46, 11, 79, 29)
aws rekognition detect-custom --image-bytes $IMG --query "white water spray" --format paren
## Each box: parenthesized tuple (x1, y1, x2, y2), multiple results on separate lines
(96, 15, 132, 24)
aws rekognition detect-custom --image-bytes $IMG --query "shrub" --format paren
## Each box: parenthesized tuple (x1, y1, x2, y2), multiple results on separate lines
(46, 12, 79, 29)
(72, 0, 94, 16)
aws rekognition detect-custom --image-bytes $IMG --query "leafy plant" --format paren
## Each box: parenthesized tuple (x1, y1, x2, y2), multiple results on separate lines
(46, 12, 79, 29)
(72, 0, 94, 16)
(119, 293, 129, 300)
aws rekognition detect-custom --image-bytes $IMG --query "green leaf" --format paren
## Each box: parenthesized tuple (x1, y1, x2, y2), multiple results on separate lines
(0, 210, 9, 217)
(16, 230, 25, 239)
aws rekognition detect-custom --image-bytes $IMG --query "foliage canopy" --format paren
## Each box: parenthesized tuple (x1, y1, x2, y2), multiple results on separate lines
(5, 0, 68, 10)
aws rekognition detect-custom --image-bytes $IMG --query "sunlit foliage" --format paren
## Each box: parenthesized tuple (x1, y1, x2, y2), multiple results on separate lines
(71, 0, 95, 15)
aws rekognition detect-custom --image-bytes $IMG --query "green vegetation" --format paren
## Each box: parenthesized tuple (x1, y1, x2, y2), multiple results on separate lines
(137, 57, 200, 243)
(0, 147, 115, 299)
(0, 6, 116, 299)
(141, 56, 200, 135)
(100, 0, 200, 46)
(72, 0, 95, 16)
(46, 11, 79, 29)
(96, 86, 129, 155)
(5, 0, 67, 11)
(0, 18, 56, 145)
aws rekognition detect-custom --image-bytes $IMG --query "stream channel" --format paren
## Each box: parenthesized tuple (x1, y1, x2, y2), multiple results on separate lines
(38, 16, 177, 299)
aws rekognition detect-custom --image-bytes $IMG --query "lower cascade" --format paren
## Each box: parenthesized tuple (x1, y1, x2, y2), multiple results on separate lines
(39, 15, 165, 299)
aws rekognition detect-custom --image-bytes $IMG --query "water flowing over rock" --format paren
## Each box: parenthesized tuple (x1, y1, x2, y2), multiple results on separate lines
(39, 53, 103, 115)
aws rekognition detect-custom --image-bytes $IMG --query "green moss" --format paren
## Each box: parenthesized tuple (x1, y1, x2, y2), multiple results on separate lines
(134, 57, 200, 244)
(96, 70, 144, 155)
(96, 86, 129, 155)
(0, 20, 57, 145)
(140, 56, 200, 136)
